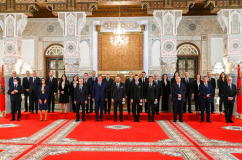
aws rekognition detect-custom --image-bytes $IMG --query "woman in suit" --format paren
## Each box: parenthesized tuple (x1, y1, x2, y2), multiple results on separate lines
(217, 72, 227, 115)
(171, 71, 180, 86)
(193, 74, 203, 115)
(38, 78, 49, 121)
(161, 74, 171, 113)
(70, 75, 79, 113)
(59, 74, 70, 114)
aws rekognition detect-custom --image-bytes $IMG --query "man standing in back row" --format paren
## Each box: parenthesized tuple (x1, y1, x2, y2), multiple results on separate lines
(22, 71, 30, 112)
(181, 72, 193, 113)
(103, 72, 113, 114)
(207, 72, 216, 114)
(125, 71, 134, 114)
(46, 71, 57, 113)
(89, 71, 97, 113)
(139, 72, 148, 113)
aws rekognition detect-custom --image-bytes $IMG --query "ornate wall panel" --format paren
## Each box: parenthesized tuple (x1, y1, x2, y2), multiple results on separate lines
(98, 33, 143, 71)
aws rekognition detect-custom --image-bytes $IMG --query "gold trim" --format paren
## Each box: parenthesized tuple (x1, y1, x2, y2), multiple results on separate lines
(98, 32, 143, 35)
(98, 70, 143, 76)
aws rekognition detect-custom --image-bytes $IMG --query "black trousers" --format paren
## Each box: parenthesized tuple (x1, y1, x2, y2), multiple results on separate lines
(224, 101, 234, 121)
(183, 93, 192, 112)
(155, 98, 160, 114)
(132, 99, 140, 121)
(95, 101, 104, 119)
(24, 93, 29, 111)
(200, 102, 210, 122)
(147, 99, 155, 121)
(162, 96, 169, 112)
(30, 92, 38, 113)
(104, 93, 111, 113)
(211, 95, 215, 113)
(76, 102, 85, 120)
(113, 100, 123, 120)
(90, 98, 94, 113)
(48, 92, 55, 112)
(194, 95, 200, 111)
(11, 101, 21, 120)
(219, 95, 224, 112)
(71, 95, 76, 112)
(173, 101, 183, 121)
(126, 96, 131, 114)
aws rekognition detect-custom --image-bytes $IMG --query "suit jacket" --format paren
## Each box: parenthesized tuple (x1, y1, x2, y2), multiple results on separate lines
(74, 85, 88, 104)
(58, 80, 69, 95)
(29, 77, 41, 95)
(193, 80, 203, 96)
(139, 77, 148, 84)
(131, 82, 143, 100)
(9, 77, 21, 88)
(161, 80, 171, 95)
(83, 78, 92, 95)
(111, 82, 125, 102)
(46, 77, 58, 94)
(125, 78, 135, 97)
(22, 77, 30, 95)
(38, 85, 49, 101)
(208, 78, 216, 96)
(92, 81, 108, 102)
(89, 77, 97, 95)
(172, 83, 186, 102)
(69, 81, 79, 97)
(223, 84, 237, 103)
(153, 80, 163, 97)
(7, 84, 24, 102)
(144, 82, 158, 101)
(217, 79, 227, 96)
(102, 78, 113, 96)
(181, 77, 194, 94)
(199, 83, 214, 103)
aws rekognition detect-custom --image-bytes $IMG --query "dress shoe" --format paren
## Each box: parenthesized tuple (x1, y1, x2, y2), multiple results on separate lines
(156, 113, 159, 115)
(86, 112, 89, 114)
(31, 112, 33, 114)
(137, 120, 140, 122)
(114, 119, 117, 122)
(133, 120, 136, 122)
(72, 111, 75, 113)
(108, 112, 110, 114)
(24, 110, 28, 112)
(35, 112, 38, 114)
(120, 119, 123, 122)
(148, 119, 150, 122)
(188, 111, 193, 113)
(96, 119, 98, 122)
(226, 120, 229, 123)
(82, 119, 86, 122)
(40, 119, 43, 121)
(152, 119, 154, 122)
(61, 112, 63, 114)
(104, 112, 107, 114)
(207, 121, 212, 123)
(100, 118, 103, 122)
(75, 119, 80, 122)
(52, 111, 55, 113)
(10, 119, 15, 121)
(48, 111, 50, 113)
(201, 120, 204, 123)
(179, 120, 183, 122)
(128, 112, 130, 114)
(229, 120, 234, 123)
(174, 120, 177, 122)
(211, 112, 215, 114)
(17, 119, 20, 121)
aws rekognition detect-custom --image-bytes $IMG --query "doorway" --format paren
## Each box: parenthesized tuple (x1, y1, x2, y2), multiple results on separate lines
(177, 57, 198, 78)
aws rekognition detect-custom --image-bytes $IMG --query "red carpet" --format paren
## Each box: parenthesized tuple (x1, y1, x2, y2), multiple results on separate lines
(5, 111, 235, 121)
(66, 120, 169, 142)
(43, 151, 183, 160)
(231, 153, 242, 159)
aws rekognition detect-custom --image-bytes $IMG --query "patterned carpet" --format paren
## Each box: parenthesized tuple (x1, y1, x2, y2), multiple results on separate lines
(0, 118, 242, 160)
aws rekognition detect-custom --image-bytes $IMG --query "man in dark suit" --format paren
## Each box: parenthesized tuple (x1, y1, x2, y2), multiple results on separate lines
(83, 73, 93, 114)
(207, 72, 216, 114)
(139, 71, 148, 113)
(92, 76, 107, 121)
(181, 71, 194, 113)
(8, 78, 24, 121)
(199, 76, 214, 123)
(89, 71, 97, 113)
(74, 79, 88, 122)
(103, 72, 113, 114)
(154, 74, 163, 114)
(144, 76, 158, 122)
(29, 71, 40, 114)
(172, 76, 186, 122)
(22, 71, 30, 112)
(125, 71, 134, 114)
(223, 77, 237, 123)
(111, 76, 125, 122)
(131, 75, 143, 122)
(46, 71, 57, 113)
(8, 71, 21, 88)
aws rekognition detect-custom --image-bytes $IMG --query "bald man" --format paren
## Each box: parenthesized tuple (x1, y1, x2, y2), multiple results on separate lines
(102, 72, 113, 114)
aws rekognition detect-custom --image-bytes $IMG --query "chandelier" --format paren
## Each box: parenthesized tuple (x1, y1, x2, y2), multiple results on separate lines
(110, 6, 129, 46)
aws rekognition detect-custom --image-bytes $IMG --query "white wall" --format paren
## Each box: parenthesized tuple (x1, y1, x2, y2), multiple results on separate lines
(141, 20, 148, 74)
(0, 40, 3, 66)
(152, 40, 160, 66)
(211, 38, 223, 67)
(80, 41, 90, 67)
(22, 40, 35, 68)
(93, 21, 100, 75)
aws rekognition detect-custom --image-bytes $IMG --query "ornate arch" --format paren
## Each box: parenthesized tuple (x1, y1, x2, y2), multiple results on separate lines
(177, 43, 200, 56)
(45, 44, 64, 56)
